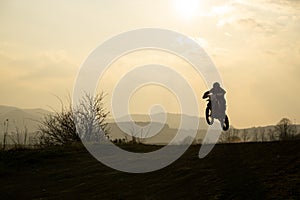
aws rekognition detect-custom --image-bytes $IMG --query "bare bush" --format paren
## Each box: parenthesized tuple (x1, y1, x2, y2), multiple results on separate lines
(9, 126, 28, 148)
(38, 93, 109, 146)
(38, 106, 77, 146)
(75, 93, 109, 142)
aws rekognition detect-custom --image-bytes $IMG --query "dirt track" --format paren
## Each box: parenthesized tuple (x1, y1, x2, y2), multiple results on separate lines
(0, 141, 299, 199)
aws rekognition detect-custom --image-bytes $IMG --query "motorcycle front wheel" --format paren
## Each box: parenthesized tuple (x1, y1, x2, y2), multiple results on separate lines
(205, 107, 214, 125)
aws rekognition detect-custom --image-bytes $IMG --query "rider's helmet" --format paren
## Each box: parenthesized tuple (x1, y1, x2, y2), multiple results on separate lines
(213, 82, 220, 88)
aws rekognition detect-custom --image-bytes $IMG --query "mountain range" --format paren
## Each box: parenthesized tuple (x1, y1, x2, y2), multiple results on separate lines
(1, 105, 299, 144)
(0, 105, 50, 133)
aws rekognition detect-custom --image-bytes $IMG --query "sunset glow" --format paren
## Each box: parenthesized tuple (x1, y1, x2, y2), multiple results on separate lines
(175, 0, 199, 19)
(0, 0, 300, 128)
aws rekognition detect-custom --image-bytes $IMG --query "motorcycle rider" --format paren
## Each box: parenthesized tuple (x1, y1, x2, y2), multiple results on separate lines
(209, 82, 226, 115)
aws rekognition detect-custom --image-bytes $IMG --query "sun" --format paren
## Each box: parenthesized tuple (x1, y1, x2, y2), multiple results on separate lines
(175, 0, 199, 19)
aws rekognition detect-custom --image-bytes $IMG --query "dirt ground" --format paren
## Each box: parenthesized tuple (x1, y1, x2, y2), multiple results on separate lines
(0, 141, 299, 200)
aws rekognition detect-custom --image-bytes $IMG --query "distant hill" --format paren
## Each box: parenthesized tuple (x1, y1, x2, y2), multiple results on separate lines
(108, 114, 300, 143)
(107, 113, 209, 144)
(0, 105, 52, 143)
(108, 113, 208, 130)
(0, 105, 209, 144)
(1, 105, 299, 144)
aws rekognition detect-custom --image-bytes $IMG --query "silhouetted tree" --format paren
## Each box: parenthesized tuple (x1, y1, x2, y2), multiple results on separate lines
(241, 129, 249, 142)
(127, 122, 152, 144)
(253, 128, 259, 142)
(260, 127, 266, 142)
(267, 128, 277, 141)
(275, 118, 297, 141)
(128, 124, 140, 144)
(219, 127, 240, 143)
(294, 134, 300, 140)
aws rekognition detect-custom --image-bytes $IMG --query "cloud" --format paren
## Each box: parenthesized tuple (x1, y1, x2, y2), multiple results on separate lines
(0, 43, 77, 82)
(233, 0, 300, 13)
(236, 17, 276, 34)
(213, 0, 300, 29)
(0, 42, 78, 101)
(19, 50, 77, 81)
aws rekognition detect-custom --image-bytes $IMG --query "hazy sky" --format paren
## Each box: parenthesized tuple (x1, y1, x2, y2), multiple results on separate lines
(1, 0, 300, 128)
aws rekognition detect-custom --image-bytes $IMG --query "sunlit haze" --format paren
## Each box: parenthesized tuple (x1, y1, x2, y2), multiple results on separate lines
(1, 0, 300, 128)
(175, 0, 200, 19)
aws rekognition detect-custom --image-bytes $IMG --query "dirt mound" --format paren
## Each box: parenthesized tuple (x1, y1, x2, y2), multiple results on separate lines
(0, 141, 299, 199)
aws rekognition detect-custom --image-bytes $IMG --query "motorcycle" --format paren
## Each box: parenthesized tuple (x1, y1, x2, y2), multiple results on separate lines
(202, 91, 229, 131)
